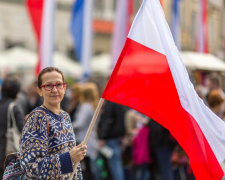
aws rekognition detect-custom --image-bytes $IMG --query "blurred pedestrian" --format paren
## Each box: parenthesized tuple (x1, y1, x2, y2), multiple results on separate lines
(0, 76, 25, 178)
(207, 89, 224, 118)
(98, 101, 126, 180)
(72, 82, 101, 180)
(67, 83, 83, 121)
(149, 119, 177, 180)
(19, 67, 87, 179)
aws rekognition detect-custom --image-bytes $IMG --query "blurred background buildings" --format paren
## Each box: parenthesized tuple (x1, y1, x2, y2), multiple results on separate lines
(0, 0, 224, 58)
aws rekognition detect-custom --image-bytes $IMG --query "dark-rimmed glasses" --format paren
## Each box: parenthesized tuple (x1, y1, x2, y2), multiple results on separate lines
(40, 83, 65, 91)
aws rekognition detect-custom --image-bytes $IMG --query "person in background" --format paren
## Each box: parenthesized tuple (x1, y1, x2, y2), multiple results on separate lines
(149, 119, 177, 180)
(207, 89, 224, 118)
(19, 67, 87, 179)
(72, 82, 100, 180)
(67, 83, 83, 121)
(26, 80, 43, 113)
(0, 76, 25, 178)
(124, 109, 151, 180)
(98, 101, 126, 180)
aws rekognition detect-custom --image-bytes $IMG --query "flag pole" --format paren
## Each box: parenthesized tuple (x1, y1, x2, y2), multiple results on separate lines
(69, 98, 105, 180)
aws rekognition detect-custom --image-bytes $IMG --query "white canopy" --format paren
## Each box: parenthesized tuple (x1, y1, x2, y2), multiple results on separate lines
(0, 47, 82, 78)
(180, 51, 225, 71)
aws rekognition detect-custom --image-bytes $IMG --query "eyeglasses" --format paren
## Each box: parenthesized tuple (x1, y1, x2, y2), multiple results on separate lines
(40, 83, 65, 91)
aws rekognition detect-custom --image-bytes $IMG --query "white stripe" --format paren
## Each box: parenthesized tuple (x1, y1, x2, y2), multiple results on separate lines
(128, 0, 165, 55)
(111, 0, 129, 69)
(40, 0, 56, 70)
(129, 0, 225, 165)
(81, 0, 93, 76)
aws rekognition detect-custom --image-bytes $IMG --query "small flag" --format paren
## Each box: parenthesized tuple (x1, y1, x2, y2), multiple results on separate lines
(70, 0, 93, 79)
(111, 0, 133, 70)
(196, 0, 208, 53)
(171, 0, 181, 49)
(26, 0, 56, 75)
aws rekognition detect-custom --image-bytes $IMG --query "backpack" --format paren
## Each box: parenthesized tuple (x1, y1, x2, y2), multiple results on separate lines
(2, 110, 49, 180)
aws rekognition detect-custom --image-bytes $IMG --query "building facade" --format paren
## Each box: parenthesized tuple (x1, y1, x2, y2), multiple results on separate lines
(0, 0, 224, 60)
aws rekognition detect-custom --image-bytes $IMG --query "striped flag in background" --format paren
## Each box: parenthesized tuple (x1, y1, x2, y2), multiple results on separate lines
(26, 0, 56, 75)
(102, 0, 225, 179)
(111, 0, 133, 70)
(70, 0, 94, 79)
(196, 0, 208, 53)
(171, 0, 181, 49)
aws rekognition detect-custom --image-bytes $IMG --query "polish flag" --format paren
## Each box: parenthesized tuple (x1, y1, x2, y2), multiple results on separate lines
(26, 0, 56, 75)
(102, 0, 225, 179)
(111, 0, 133, 69)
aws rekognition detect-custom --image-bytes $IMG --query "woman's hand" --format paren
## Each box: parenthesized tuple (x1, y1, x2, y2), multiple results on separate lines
(69, 143, 87, 163)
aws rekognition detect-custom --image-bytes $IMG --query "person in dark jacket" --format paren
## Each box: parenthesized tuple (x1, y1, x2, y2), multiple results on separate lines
(98, 101, 126, 180)
(0, 76, 25, 178)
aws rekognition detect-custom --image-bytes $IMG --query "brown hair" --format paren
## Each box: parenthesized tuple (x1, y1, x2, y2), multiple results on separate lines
(82, 83, 99, 109)
(37, 67, 64, 88)
(207, 90, 224, 108)
(71, 83, 84, 102)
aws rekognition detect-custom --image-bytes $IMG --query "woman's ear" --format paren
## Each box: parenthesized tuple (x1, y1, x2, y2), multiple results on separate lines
(37, 87, 42, 96)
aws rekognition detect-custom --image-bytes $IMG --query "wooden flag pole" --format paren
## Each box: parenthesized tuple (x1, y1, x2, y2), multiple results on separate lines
(69, 98, 105, 180)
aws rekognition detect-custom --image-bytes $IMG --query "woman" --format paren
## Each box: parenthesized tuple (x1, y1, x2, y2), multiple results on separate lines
(0, 76, 25, 178)
(19, 67, 87, 179)
(72, 82, 100, 180)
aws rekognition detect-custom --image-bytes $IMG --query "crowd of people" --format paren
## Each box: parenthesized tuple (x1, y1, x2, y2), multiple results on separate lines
(0, 68, 225, 180)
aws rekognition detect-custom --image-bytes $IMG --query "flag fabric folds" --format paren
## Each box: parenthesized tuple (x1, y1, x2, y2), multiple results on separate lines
(171, 0, 181, 49)
(196, 0, 208, 53)
(26, 0, 56, 75)
(111, 0, 133, 70)
(102, 0, 225, 179)
(70, 0, 93, 78)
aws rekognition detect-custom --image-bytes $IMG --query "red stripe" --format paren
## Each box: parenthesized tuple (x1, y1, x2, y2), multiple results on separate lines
(102, 38, 224, 180)
(26, 0, 44, 75)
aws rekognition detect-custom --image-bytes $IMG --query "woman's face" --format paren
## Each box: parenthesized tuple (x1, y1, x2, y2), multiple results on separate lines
(37, 71, 66, 107)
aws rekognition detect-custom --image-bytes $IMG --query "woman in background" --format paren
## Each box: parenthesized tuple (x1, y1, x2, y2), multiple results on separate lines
(0, 76, 25, 178)
(73, 82, 100, 180)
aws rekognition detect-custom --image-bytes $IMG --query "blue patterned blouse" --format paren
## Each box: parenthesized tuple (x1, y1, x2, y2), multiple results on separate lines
(19, 107, 82, 179)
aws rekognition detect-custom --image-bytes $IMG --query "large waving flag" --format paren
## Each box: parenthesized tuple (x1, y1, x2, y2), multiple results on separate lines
(70, 0, 93, 78)
(102, 0, 225, 179)
(26, 0, 56, 75)
(171, 0, 181, 49)
(111, 0, 133, 69)
(196, 0, 208, 53)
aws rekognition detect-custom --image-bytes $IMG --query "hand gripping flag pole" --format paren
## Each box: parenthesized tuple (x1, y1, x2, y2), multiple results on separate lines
(69, 98, 105, 180)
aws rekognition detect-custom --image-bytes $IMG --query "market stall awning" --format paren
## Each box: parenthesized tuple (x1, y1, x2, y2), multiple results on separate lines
(180, 51, 225, 71)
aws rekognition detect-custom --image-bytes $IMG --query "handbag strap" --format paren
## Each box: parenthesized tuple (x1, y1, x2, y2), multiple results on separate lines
(25, 110, 49, 134)
(7, 102, 16, 130)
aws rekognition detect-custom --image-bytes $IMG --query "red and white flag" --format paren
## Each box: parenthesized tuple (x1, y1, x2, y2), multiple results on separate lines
(102, 0, 225, 179)
(26, 0, 56, 75)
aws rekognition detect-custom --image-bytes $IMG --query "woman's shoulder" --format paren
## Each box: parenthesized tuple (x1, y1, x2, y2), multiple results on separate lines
(60, 109, 71, 121)
(26, 107, 48, 121)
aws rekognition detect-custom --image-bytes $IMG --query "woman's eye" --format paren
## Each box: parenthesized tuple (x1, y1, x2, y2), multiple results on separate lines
(57, 83, 63, 88)
(46, 85, 53, 88)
